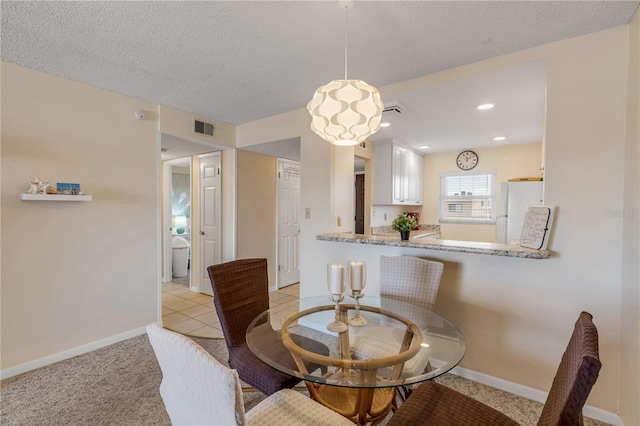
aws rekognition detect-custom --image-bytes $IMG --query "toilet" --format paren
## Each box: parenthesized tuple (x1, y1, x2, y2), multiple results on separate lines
(171, 236, 190, 278)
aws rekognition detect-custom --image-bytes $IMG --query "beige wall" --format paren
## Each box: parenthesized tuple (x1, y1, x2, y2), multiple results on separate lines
(236, 26, 635, 419)
(1, 62, 159, 371)
(158, 104, 235, 149)
(236, 108, 338, 297)
(370, 205, 417, 228)
(1, 18, 637, 423)
(422, 142, 542, 242)
(236, 150, 277, 288)
(221, 149, 237, 263)
(333, 146, 356, 233)
(620, 7, 640, 426)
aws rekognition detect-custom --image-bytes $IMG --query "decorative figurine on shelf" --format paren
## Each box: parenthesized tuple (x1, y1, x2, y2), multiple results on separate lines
(392, 213, 418, 241)
(327, 263, 348, 333)
(26, 177, 55, 194)
(348, 261, 367, 327)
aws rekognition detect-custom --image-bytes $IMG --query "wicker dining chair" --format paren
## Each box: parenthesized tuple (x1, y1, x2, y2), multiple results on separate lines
(387, 311, 602, 426)
(379, 255, 444, 311)
(147, 323, 353, 426)
(207, 258, 329, 396)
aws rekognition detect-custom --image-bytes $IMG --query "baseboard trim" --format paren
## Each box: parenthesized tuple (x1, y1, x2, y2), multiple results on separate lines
(0, 325, 149, 380)
(449, 366, 621, 426)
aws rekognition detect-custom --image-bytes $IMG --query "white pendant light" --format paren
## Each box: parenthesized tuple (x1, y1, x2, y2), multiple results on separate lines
(307, 3, 383, 146)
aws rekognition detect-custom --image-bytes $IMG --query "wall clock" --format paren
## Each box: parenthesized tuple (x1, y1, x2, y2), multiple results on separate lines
(456, 150, 478, 170)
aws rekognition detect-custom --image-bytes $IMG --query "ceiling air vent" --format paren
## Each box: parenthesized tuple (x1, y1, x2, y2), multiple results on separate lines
(382, 101, 406, 114)
(194, 119, 214, 136)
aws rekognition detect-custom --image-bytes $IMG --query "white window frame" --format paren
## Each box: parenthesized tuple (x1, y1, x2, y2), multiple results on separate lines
(439, 170, 497, 224)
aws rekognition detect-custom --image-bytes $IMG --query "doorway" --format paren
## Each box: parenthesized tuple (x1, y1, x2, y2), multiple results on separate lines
(163, 158, 193, 287)
(277, 158, 301, 288)
(354, 156, 366, 234)
(198, 152, 222, 296)
(355, 174, 365, 234)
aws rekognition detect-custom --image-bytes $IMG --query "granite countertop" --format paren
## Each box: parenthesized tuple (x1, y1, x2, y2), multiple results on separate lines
(316, 232, 551, 259)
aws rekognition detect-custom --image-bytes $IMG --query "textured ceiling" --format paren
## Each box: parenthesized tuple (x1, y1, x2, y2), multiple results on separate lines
(3, 1, 638, 128)
(1, 1, 638, 124)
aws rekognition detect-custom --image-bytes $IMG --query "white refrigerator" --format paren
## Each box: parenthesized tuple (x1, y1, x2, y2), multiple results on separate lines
(496, 181, 544, 244)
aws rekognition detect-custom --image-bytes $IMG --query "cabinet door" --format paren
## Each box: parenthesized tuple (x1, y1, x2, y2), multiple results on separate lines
(373, 140, 423, 206)
(406, 151, 423, 204)
(392, 145, 406, 203)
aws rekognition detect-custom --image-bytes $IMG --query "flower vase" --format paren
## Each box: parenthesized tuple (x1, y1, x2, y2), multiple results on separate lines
(400, 231, 410, 241)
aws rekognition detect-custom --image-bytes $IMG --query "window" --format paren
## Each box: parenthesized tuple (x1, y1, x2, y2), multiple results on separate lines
(440, 170, 496, 224)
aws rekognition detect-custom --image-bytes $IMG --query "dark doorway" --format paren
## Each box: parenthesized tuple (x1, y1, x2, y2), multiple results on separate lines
(355, 173, 365, 234)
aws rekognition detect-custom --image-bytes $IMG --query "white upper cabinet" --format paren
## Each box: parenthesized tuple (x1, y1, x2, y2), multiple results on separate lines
(373, 140, 424, 205)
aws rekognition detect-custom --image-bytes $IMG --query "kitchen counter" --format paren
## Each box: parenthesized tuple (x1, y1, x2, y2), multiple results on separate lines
(316, 232, 551, 259)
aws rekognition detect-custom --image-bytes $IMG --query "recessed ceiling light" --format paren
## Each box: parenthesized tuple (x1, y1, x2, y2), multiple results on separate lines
(380, 122, 391, 128)
(419, 145, 430, 150)
(477, 103, 495, 110)
(493, 136, 507, 141)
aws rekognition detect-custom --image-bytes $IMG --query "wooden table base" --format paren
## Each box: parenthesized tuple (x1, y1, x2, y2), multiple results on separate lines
(307, 382, 395, 426)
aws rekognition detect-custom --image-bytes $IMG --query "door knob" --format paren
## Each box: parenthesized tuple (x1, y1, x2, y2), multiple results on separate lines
(200, 231, 205, 235)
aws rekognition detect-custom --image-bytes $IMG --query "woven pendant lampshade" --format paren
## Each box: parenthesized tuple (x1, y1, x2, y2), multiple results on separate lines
(307, 3, 383, 147)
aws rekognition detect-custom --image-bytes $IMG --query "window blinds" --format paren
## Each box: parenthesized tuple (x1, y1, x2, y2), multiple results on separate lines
(439, 171, 496, 224)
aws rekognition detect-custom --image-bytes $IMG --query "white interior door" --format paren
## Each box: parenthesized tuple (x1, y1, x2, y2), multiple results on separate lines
(199, 152, 221, 296)
(277, 159, 300, 288)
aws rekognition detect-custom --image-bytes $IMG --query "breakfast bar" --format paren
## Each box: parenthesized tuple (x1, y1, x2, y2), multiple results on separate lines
(316, 233, 551, 259)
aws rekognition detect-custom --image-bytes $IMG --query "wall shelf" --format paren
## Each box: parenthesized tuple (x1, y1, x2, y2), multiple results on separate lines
(20, 194, 92, 201)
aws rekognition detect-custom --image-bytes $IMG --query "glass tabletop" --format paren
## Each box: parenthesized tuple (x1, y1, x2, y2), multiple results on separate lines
(246, 295, 466, 389)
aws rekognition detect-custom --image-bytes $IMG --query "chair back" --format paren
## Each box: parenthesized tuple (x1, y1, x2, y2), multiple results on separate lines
(537, 311, 602, 426)
(146, 323, 246, 426)
(207, 258, 269, 348)
(380, 256, 444, 311)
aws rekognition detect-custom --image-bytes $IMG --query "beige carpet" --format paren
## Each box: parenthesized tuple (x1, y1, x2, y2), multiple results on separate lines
(0, 333, 609, 426)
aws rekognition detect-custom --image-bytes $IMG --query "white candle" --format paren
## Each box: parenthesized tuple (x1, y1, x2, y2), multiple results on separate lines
(328, 264, 344, 294)
(350, 261, 365, 290)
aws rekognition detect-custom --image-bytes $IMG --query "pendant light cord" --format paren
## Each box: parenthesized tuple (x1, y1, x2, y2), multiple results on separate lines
(344, 5, 348, 80)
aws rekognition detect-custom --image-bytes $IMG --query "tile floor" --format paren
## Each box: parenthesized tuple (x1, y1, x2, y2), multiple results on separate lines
(162, 276, 300, 338)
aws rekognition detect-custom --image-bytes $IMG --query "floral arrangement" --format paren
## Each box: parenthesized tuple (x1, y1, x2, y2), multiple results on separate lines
(391, 213, 418, 233)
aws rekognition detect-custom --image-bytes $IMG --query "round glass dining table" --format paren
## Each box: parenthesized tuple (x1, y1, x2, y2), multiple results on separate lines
(246, 295, 466, 425)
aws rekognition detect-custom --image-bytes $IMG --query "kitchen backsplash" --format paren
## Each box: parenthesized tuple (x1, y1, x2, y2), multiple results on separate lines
(371, 224, 440, 235)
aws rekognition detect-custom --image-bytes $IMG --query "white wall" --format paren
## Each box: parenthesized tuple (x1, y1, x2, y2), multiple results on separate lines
(236, 26, 634, 418)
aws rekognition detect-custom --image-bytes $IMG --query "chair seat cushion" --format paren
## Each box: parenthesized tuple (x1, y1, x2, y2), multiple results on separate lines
(229, 345, 301, 395)
(387, 381, 519, 426)
(351, 326, 430, 379)
(230, 333, 329, 395)
(246, 389, 353, 426)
